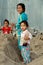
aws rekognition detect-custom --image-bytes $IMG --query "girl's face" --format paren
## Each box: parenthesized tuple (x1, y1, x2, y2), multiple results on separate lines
(17, 5, 23, 14)
(4, 21, 9, 27)
(21, 23, 27, 31)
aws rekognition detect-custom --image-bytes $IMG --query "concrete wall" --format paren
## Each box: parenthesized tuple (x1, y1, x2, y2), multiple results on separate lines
(0, 0, 43, 31)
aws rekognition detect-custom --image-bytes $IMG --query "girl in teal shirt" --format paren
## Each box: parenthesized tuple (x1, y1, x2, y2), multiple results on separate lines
(16, 3, 28, 50)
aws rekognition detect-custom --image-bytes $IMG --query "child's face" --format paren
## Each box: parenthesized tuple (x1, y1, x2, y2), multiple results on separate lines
(17, 5, 23, 14)
(21, 23, 27, 31)
(4, 21, 9, 27)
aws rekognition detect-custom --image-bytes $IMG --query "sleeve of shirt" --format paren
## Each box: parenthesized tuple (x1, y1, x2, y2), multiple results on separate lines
(25, 30, 32, 40)
(20, 13, 28, 23)
(28, 32, 32, 40)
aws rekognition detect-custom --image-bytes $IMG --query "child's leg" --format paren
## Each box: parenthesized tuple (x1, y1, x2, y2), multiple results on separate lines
(26, 45, 31, 63)
(18, 38, 21, 50)
(17, 29, 21, 50)
(21, 46, 27, 63)
(21, 45, 31, 64)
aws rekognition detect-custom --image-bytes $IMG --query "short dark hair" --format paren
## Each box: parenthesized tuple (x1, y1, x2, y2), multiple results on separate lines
(17, 3, 25, 12)
(20, 20, 29, 27)
(4, 19, 9, 25)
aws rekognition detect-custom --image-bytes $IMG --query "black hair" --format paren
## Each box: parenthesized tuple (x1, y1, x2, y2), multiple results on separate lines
(20, 20, 29, 27)
(4, 19, 9, 25)
(17, 3, 25, 12)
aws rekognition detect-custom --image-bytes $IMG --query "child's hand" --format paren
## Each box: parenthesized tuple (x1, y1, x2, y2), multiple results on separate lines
(11, 23, 15, 28)
(24, 35, 30, 40)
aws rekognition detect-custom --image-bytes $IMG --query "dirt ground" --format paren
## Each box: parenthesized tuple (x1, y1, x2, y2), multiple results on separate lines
(0, 32, 43, 65)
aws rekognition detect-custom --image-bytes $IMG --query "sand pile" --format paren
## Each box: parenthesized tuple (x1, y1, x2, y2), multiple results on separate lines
(0, 33, 24, 65)
(0, 32, 43, 65)
(30, 33, 43, 60)
(27, 55, 43, 65)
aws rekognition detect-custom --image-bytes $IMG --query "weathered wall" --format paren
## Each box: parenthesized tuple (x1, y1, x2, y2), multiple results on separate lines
(0, 0, 43, 31)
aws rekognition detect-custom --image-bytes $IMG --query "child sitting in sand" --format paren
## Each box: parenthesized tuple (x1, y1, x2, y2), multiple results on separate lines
(20, 20, 32, 64)
(0, 19, 12, 34)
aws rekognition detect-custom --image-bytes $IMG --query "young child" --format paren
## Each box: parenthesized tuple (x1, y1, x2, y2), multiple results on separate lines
(1, 19, 12, 34)
(20, 21, 32, 64)
(16, 3, 28, 50)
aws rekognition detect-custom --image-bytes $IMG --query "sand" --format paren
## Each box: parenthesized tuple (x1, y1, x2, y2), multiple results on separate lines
(0, 32, 43, 65)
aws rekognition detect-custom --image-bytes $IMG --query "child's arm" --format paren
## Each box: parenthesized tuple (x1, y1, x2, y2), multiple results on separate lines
(9, 27, 13, 34)
(24, 32, 32, 40)
(11, 23, 15, 28)
(24, 34, 30, 40)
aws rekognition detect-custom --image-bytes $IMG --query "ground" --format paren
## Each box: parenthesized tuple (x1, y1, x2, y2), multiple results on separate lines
(0, 32, 43, 65)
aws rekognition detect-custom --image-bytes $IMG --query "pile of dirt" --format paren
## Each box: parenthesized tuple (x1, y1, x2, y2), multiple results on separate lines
(0, 32, 43, 65)
(30, 33, 43, 60)
(0, 34, 24, 65)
